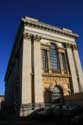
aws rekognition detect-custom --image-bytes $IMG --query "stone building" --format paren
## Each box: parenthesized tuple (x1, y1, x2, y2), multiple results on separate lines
(4, 17, 83, 116)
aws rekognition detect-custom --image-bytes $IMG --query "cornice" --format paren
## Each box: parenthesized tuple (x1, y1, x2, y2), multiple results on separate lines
(21, 17, 79, 39)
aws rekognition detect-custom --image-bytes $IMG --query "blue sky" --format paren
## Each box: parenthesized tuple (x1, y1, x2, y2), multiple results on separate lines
(0, 0, 83, 95)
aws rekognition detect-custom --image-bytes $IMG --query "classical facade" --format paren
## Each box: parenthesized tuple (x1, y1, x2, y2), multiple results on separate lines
(4, 17, 83, 116)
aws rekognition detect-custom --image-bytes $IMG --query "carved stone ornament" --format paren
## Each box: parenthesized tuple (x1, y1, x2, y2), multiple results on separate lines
(66, 43, 71, 48)
(23, 32, 31, 39)
(66, 43, 78, 50)
(72, 44, 78, 50)
(33, 35, 41, 41)
(23, 33, 41, 41)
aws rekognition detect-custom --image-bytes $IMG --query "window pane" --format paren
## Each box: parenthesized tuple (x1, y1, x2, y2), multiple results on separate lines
(42, 49, 48, 72)
(50, 44, 59, 70)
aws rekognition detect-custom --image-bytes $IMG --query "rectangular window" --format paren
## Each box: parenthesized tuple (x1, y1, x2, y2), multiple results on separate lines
(42, 49, 48, 72)
(50, 44, 59, 71)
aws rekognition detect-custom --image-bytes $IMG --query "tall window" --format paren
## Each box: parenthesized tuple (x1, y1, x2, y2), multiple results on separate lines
(50, 44, 59, 71)
(42, 49, 48, 72)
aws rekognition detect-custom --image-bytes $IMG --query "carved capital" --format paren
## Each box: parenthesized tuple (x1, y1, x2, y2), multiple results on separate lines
(33, 35, 41, 41)
(23, 32, 31, 40)
(72, 44, 78, 50)
(23, 33, 41, 42)
(66, 43, 72, 48)
(66, 43, 78, 50)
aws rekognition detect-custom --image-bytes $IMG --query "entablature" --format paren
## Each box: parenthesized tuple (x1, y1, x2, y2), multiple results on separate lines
(22, 17, 79, 39)
(24, 26, 77, 46)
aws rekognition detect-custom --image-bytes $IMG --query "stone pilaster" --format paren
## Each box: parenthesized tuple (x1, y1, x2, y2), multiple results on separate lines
(21, 33, 32, 116)
(33, 35, 44, 108)
(47, 49, 51, 73)
(58, 53, 63, 72)
(72, 45, 83, 92)
(58, 49, 67, 74)
(66, 44, 79, 93)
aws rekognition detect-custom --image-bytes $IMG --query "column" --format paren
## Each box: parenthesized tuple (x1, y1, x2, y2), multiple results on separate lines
(73, 45, 83, 92)
(47, 48, 51, 73)
(58, 53, 63, 72)
(21, 33, 32, 116)
(34, 35, 44, 108)
(58, 48, 65, 74)
(58, 49, 66, 74)
(66, 44, 79, 93)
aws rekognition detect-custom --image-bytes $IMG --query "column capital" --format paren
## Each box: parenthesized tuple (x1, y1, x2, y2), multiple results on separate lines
(65, 43, 72, 48)
(65, 43, 78, 50)
(32, 35, 41, 41)
(23, 32, 31, 40)
(23, 33, 42, 41)
(71, 44, 78, 50)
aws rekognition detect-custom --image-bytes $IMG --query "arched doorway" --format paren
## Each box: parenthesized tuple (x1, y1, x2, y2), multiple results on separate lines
(44, 84, 64, 106)
(51, 85, 64, 104)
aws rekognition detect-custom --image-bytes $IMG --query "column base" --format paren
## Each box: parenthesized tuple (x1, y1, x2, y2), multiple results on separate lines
(20, 104, 33, 117)
(19, 103, 45, 117)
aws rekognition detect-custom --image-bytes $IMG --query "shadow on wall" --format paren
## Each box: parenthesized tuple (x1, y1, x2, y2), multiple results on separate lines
(44, 88, 52, 106)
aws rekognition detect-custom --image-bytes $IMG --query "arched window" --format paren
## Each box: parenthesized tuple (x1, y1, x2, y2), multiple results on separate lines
(50, 44, 59, 71)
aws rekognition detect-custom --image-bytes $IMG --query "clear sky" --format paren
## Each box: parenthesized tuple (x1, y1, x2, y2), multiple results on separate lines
(0, 0, 83, 95)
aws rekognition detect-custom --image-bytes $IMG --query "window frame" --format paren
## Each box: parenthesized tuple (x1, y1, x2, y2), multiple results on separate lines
(42, 49, 49, 72)
(49, 43, 60, 72)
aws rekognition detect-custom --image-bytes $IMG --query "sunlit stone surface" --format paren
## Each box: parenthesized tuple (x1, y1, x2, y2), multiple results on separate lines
(4, 17, 83, 116)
